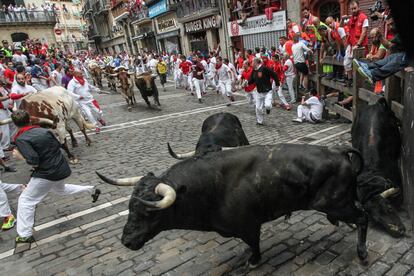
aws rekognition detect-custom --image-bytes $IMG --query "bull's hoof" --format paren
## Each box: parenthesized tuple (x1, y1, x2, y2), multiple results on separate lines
(72, 141, 79, 148)
(86, 141, 92, 147)
(247, 254, 261, 269)
(69, 158, 79, 165)
(128, 106, 132, 112)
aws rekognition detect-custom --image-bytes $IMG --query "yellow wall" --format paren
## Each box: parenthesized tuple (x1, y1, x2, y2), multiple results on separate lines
(0, 26, 57, 44)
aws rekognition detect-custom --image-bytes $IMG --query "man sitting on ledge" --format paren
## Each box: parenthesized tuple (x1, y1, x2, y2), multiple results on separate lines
(292, 88, 323, 123)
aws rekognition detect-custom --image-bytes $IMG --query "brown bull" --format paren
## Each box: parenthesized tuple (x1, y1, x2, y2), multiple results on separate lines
(19, 87, 94, 164)
(104, 65, 117, 92)
(135, 72, 161, 108)
(114, 67, 136, 111)
(88, 63, 103, 88)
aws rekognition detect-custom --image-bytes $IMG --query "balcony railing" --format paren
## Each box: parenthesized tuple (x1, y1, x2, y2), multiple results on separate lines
(171, 0, 218, 18)
(131, 9, 149, 23)
(0, 11, 57, 25)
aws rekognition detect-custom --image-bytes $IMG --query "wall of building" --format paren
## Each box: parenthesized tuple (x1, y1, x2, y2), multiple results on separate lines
(287, 0, 301, 23)
(0, 26, 56, 44)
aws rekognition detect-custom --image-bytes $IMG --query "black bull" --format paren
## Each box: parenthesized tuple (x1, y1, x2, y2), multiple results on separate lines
(352, 98, 405, 237)
(168, 112, 250, 159)
(135, 73, 161, 108)
(97, 144, 369, 266)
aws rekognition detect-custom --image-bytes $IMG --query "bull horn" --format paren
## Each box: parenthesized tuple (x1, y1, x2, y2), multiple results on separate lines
(0, 118, 12, 125)
(380, 188, 400, 198)
(138, 183, 176, 210)
(32, 117, 56, 127)
(96, 171, 142, 186)
(221, 146, 239, 151)
(167, 143, 195, 159)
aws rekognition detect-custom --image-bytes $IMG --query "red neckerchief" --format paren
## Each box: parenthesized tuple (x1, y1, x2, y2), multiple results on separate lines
(74, 76, 85, 86)
(215, 63, 222, 70)
(14, 125, 40, 142)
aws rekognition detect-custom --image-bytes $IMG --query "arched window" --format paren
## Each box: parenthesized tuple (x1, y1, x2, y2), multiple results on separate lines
(11, 32, 29, 42)
(319, 1, 341, 22)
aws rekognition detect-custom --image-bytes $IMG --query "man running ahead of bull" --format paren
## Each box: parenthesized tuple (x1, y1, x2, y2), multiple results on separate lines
(11, 110, 101, 244)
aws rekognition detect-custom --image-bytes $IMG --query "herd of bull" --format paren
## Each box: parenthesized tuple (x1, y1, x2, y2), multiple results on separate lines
(93, 97, 405, 268)
(89, 63, 161, 110)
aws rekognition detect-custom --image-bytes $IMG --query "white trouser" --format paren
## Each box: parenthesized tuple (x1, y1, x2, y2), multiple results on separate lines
(0, 109, 10, 149)
(187, 75, 194, 92)
(272, 83, 289, 106)
(218, 80, 232, 103)
(17, 177, 94, 238)
(297, 105, 314, 122)
(255, 90, 273, 124)
(286, 75, 296, 103)
(174, 70, 182, 87)
(246, 90, 256, 105)
(0, 182, 22, 217)
(78, 100, 101, 126)
(192, 78, 205, 99)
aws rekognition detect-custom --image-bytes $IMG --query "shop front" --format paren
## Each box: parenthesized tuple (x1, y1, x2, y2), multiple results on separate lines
(183, 15, 222, 56)
(155, 12, 181, 54)
(228, 10, 287, 51)
(132, 22, 157, 52)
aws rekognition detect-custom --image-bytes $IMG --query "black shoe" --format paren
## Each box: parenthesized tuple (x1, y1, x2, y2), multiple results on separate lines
(325, 73, 334, 80)
(91, 188, 101, 203)
(4, 166, 16, 173)
(266, 109, 270, 115)
(198, 99, 202, 103)
(226, 103, 231, 107)
(256, 122, 264, 126)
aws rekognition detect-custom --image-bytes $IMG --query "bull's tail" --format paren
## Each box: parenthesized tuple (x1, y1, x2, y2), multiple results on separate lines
(338, 147, 364, 176)
(84, 122, 95, 130)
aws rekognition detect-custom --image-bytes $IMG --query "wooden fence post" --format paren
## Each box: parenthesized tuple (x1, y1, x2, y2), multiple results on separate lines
(401, 71, 414, 230)
(352, 48, 365, 120)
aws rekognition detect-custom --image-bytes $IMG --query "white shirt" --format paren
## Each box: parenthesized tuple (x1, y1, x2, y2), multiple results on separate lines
(292, 42, 311, 64)
(283, 59, 295, 77)
(227, 63, 238, 77)
(11, 83, 37, 109)
(67, 78, 93, 102)
(51, 70, 63, 86)
(216, 64, 232, 82)
(12, 54, 27, 66)
(305, 96, 323, 120)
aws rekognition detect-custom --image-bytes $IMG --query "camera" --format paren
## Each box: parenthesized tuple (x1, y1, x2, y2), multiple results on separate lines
(369, 0, 385, 21)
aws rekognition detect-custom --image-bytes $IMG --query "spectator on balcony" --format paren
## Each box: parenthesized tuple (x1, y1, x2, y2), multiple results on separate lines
(341, 0, 369, 86)
(238, 0, 251, 26)
(264, 0, 281, 23)
(301, 7, 315, 30)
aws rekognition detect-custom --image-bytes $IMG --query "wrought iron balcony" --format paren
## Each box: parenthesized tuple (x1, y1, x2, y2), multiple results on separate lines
(0, 11, 57, 25)
(171, 0, 218, 19)
(131, 9, 150, 24)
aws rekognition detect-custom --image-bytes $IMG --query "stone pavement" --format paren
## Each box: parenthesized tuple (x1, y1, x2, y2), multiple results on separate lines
(0, 79, 413, 275)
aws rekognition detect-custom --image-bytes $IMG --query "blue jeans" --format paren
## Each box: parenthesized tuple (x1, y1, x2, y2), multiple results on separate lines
(368, 52, 407, 82)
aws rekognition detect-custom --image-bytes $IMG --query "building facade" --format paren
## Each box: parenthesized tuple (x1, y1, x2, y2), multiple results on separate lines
(0, 0, 57, 44)
(51, 0, 87, 52)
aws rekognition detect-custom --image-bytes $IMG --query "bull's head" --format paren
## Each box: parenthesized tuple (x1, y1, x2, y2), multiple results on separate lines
(96, 171, 177, 250)
(136, 73, 155, 91)
(363, 187, 406, 237)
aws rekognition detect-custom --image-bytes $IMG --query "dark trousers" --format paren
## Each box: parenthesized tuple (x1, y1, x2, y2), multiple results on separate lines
(368, 52, 407, 82)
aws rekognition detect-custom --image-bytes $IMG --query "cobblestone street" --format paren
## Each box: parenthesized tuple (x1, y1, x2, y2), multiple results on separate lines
(1, 79, 413, 276)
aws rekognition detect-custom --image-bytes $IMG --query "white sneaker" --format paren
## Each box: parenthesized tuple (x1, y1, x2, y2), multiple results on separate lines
(292, 118, 303, 123)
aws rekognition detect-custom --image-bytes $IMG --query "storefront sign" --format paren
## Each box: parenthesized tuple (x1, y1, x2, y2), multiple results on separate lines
(228, 11, 286, 37)
(184, 15, 222, 33)
(156, 13, 178, 34)
(148, 0, 167, 18)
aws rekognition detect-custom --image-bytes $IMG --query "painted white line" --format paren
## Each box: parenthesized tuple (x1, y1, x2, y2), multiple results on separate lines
(0, 125, 351, 259)
(309, 129, 350, 145)
(0, 209, 130, 261)
(33, 196, 130, 231)
(288, 125, 344, 143)
(73, 101, 247, 137)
